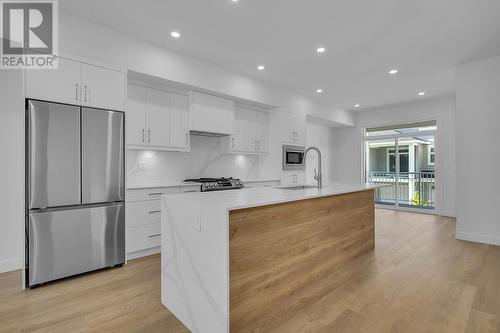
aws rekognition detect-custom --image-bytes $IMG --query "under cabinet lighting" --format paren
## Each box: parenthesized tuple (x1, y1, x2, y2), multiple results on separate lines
(354, 104, 360, 108)
(316, 89, 323, 94)
(418, 91, 426, 96)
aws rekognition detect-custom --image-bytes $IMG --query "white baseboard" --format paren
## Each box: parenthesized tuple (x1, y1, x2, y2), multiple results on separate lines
(455, 231, 500, 246)
(0, 258, 22, 273)
(127, 246, 160, 261)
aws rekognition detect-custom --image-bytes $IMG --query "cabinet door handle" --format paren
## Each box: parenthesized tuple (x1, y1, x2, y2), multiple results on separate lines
(148, 233, 161, 238)
(148, 129, 151, 143)
(183, 189, 197, 193)
(148, 210, 161, 214)
(148, 192, 163, 196)
(292, 131, 297, 141)
(232, 137, 235, 149)
(257, 140, 260, 151)
(84, 85, 88, 103)
(185, 133, 188, 146)
(75, 83, 79, 101)
(142, 129, 145, 143)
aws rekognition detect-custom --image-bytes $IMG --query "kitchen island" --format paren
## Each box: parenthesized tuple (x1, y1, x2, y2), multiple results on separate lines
(161, 183, 381, 333)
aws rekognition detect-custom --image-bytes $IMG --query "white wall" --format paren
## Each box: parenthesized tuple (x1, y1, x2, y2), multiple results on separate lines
(332, 96, 456, 217)
(59, 13, 354, 127)
(305, 123, 333, 184)
(455, 56, 500, 245)
(0, 69, 24, 273)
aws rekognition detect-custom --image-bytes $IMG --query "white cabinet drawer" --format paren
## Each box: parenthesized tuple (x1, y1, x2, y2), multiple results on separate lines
(126, 187, 180, 202)
(181, 185, 200, 193)
(244, 180, 281, 188)
(127, 223, 161, 253)
(126, 200, 161, 227)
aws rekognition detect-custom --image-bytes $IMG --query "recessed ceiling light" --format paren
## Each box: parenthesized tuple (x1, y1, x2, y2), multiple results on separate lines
(316, 89, 323, 94)
(354, 104, 360, 108)
(389, 69, 398, 75)
(418, 91, 426, 96)
(170, 31, 181, 38)
(316, 47, 326, 53)
(257, 65, 265, 71)
(231, 0, 239, 2)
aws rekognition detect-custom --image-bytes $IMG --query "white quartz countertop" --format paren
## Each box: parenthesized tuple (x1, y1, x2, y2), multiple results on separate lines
(127, 179, 280, 190)
(162, 182, 384, 210)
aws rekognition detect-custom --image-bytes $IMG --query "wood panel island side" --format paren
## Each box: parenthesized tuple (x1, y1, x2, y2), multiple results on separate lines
(161, 183, 379, 333)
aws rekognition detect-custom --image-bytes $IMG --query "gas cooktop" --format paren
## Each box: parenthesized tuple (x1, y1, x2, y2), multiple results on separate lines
(184, 177, 244, 192)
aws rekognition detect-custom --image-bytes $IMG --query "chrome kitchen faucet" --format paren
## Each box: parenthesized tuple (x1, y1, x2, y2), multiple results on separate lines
(305, 146, 322, 189)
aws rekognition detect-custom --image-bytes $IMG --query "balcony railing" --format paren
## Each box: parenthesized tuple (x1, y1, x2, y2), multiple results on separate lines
(367, 171, 435, 209)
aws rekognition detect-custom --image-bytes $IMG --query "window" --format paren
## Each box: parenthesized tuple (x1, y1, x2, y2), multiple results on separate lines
(387, 148, 409, 172)
(428, 145, 435, 165)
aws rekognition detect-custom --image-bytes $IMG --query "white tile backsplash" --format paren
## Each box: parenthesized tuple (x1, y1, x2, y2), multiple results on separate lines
(127, 135, 262, 185)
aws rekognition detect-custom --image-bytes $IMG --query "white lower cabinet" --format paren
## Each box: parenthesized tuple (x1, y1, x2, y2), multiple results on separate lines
(243, 180, 281, 188)
(126, 185, 200, 258)
(126, 200, 161, 228)
(127, 223, 162, 253)
(281, 172, 306, 186)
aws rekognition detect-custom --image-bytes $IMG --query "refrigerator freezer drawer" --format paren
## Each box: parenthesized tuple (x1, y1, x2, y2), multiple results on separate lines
(28, 203, 125, 287)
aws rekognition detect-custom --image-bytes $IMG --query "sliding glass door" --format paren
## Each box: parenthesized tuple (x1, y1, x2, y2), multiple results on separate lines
(365, 138, 397, 206)
(364, 122, 437, 211)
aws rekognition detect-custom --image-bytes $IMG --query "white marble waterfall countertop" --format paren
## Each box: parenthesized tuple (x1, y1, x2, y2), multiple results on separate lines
(162, 182, 384, 211)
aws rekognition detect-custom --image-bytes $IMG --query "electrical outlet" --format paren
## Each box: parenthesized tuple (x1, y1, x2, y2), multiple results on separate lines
(193, 214, 202, 232)
(137, 160, 147, 171)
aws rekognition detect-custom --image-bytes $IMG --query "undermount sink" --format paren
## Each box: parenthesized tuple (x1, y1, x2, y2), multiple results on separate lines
(277, 185, 318, 190)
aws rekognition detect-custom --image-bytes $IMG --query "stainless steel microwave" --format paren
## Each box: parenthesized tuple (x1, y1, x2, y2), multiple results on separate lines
(282, 145, 305, 171)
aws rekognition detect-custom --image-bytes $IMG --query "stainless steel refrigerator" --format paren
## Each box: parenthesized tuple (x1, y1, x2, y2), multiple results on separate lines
(26, 100, 125, 288)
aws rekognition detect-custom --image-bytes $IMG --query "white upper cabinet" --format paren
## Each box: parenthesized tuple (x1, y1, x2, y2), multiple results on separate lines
(255, 111, 269, 153)
(126, 84, 190, 152)
(81, 64, 126, 111)
(26, 57, 126, 111)
(191, 92, 234, 135)
(275, 110, 306, 145)
(126, 84, 147, 146)
(146, 88, 171, 147)
(169, 92, 190, 148)
(26, 57, 81, 105)
(221, 106, 269, 154)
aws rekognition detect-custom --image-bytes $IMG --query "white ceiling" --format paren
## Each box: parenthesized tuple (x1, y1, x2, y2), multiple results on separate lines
(60, 0, 500, 111)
